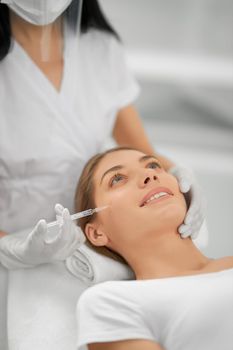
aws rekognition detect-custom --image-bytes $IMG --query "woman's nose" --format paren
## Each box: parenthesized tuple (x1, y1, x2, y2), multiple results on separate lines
(144, 175, 157, 184)
(138, 172, 159, 188)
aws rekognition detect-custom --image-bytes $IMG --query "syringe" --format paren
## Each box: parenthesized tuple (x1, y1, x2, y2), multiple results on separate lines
(47, 205, 108, 228)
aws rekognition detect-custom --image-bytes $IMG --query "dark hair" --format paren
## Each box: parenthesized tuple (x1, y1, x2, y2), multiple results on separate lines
(0, 0, 120, 61)
(0, 4, 11, 60)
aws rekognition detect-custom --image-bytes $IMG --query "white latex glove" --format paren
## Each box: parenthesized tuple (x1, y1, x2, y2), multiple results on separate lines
(169, 166, 205, 239)
(0, 206, 86, 269)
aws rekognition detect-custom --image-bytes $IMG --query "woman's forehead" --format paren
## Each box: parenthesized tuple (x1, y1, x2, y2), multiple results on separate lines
(97, 149, 146, 173)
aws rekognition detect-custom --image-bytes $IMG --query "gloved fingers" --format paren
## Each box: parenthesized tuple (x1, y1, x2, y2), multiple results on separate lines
(179, 217, 203, 239)
(176, 172, 192, 193)
(50, 206, 70, 240)
(190, 229, 200, 240)
(178, 223, 190, 235)
(44, 208, 86, 260)
(179, 178, 192, 193)
(52, 219, 86, 260)
(184, 185, 203, 225)
(178, 178, 205, 241)
(184, 204, 200, 225)
(188, 186, 200, 205)
(184, 200, 204, 227)
(57, 231, 86, 260)
(170, 167, 193, 193)
(178, 224, 186, 234)
(61, 208, 72, 232)
(178, 223, 195, 238)
(55, 203, 65, 219)
(43, 209, 70, 246)
(59, 214, 86, 247)
(28, 219, 47, 243)
(62, 209, 86, 244)
(47, 208, 72, 244)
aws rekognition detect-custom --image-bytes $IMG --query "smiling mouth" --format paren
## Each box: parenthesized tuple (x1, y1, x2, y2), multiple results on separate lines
(140, 188, 173, 207)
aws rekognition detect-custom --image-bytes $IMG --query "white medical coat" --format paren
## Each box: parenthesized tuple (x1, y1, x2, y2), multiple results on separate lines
(0, 24, 139, 350)
(0, 25, 139, 234)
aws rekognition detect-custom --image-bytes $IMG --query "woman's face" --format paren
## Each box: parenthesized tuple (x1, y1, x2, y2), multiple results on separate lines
(86, 150, 187, 252)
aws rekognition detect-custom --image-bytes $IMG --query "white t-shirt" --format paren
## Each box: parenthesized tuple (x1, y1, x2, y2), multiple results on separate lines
(76, 268, 233, 350)
(0, 24, 139, 234)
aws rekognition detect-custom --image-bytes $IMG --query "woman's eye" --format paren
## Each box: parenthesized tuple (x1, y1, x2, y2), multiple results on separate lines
(147, 161, 161, 169)
(110, 173, 125, 187)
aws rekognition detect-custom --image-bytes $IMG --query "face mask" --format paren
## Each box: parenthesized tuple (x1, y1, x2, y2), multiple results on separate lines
(2, 0, 73, 25)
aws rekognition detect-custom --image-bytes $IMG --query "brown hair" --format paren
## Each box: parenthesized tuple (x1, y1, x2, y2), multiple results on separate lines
(74, 146, 139, 262)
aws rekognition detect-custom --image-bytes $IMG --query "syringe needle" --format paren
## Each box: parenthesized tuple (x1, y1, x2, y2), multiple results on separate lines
(47, 205, 108, 228)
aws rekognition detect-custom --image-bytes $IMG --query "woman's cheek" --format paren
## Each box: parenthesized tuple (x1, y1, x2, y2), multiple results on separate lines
(106, 185, 129, 205)
(162, 173, 187, 212)
(166, 173, 181, 194)
(169, 176, 188, 210)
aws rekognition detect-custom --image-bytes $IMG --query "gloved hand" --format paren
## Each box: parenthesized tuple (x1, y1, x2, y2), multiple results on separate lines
(169, 166, 205, 239)
(0, 206, 86, 269)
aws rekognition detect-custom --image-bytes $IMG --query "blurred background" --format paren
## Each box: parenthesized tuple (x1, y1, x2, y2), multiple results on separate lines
(100, 0, 233, 258)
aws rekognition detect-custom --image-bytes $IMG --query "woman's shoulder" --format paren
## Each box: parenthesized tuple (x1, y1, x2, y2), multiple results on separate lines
(205, 256, 233, 273)
(78, 280, 135, 306)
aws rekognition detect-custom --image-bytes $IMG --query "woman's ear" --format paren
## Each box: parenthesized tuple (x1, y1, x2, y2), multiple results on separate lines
(85, 223, 109, 247)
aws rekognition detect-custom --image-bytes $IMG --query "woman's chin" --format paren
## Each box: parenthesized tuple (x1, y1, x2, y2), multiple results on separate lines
(146, 200, 186, 217)
(144, 203, 186, 229)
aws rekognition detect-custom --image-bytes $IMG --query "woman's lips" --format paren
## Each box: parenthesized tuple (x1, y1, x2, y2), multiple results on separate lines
(139, 187, 174, 207)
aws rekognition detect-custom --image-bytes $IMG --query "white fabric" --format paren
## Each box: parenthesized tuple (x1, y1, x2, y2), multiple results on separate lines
(0, 266, 8, 350)
(192, 220, 209, 249)
(66, 236, 208, 285)
(76, 268, 233, 350)
(169, 165, 206, 241)
(65, 243, 135, 284)
(0, 208, 86, 269)
(7, 263, 87, 350)
(169, 165, 194, 192)
(0, 25, 139, 235)
(0, 24, 139, 350)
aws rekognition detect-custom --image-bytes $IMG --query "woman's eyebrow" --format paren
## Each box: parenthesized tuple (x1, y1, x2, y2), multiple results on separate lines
(139, 155, 159, 163)
(100, 165, 124, 185)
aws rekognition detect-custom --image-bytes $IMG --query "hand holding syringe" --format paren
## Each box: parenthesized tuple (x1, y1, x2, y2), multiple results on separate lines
(0, 205, 109, 269)
(47, 205, 108, 228)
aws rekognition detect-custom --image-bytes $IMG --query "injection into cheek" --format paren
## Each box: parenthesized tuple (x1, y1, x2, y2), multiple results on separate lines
(47, 205, 109, 228)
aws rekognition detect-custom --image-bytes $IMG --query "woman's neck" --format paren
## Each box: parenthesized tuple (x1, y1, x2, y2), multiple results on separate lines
(126, 230, 210, 280)
(10, 11, 63, 62)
